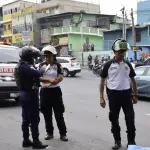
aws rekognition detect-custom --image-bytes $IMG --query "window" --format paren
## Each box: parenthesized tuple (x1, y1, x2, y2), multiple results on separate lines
(8, 10, 10, 14)
(3, 11, 7, 15)
(71, 58, 78, 63)
(18, 7, 20, 12)
(136, 30, 141, 42)
(57, 59, 69, 63)
(148, 26, 150, 36)
(8, 24, 12, 30)
(0, 47, 21, 63)
(4, 25, 7, 31)
(145, 69, 150, 76)
(134, 67, 146, 76)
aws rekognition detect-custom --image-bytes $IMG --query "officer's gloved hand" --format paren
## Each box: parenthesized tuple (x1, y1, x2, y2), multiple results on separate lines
(39, 68, 45, 75)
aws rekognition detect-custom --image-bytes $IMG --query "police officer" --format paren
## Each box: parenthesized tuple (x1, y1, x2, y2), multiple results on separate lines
(99, 39, 138, 149)
(14, 46, 50, 149)
(39, 45, 68, 142)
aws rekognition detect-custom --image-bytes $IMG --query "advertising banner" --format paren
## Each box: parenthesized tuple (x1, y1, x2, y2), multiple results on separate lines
(22, 31, 30, 43)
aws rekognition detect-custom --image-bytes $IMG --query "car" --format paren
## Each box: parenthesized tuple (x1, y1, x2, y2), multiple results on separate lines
(56, 56, 81, 77)
(0, 45, 21, 102)
(134, 66, 150, 98)
(132, 57, 150, 68)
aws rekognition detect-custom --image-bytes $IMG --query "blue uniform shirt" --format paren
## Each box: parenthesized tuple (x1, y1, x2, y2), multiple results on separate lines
(15, 60, 43, 91)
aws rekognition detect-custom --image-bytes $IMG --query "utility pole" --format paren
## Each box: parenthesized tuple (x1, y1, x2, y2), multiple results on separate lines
(121, 6, 125, 39)
(131, 8, 137, 60)
(124, 12, 127, 40)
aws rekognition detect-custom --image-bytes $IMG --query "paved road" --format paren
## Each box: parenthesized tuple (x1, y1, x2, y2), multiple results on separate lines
(0, 69, 150, 150)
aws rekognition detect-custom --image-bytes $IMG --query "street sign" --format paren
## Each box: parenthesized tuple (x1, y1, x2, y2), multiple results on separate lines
(22, 31, 30, 43)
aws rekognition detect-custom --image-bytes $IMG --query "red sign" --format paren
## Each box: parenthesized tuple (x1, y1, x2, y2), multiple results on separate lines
(0, 67, 15, 73)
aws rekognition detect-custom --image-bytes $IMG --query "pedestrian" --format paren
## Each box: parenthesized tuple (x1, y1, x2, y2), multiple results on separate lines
(94, 55, 99, 65)
(39, 45, 68, 142)
(14, 46, 50, 149)
(99, 39, 138, 149)
(91, 44, 94, 51)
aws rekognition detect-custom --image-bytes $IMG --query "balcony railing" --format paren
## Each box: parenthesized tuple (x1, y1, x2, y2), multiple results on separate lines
(50, 26, 104, 36)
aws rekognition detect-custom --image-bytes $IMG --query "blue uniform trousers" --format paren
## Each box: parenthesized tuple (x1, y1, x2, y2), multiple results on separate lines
(20, 90, 40, 141)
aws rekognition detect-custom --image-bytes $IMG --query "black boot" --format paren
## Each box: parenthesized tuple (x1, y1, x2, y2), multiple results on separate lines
(22, 139, 33, 147)
(32, 140, 49, 149)
(60, 135, 68, 142)
(45, 134, 54, 140)
(112, 141, 121, 149)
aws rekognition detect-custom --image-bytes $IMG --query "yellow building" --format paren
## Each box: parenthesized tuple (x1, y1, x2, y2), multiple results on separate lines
(0, 0, 35, 45)
(12, 5, 36, 46)
(11, 1, 59, 46)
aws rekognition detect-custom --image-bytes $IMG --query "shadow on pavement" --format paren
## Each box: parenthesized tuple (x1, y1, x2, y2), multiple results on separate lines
(0, 99, 20, 108)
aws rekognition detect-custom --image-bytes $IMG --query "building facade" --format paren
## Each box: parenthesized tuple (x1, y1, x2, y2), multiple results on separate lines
(10, 0, 101, 47)
(103, 24, 150, 60)
(39, 0, 100, 14)
(0, 0, 35, 44)
(137, 0, 150, 24)
(0, 7, 3, 40)
(38, 12, 131, 55)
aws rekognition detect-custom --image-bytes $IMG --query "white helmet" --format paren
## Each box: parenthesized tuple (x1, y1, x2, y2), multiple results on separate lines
(112, 39, 131, 51)
(42, 45, 57, 55)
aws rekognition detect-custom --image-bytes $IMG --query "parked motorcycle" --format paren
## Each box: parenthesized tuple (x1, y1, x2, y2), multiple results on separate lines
(88, 61, 93, 70)
(92, 62, 103, 77)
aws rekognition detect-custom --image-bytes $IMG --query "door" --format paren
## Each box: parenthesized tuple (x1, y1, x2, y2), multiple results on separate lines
(140, 68, 150, 97)
(134, 67, 150, 97)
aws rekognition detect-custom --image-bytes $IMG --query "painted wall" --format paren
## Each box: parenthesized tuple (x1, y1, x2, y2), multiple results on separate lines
(68, 34, 102, 51)
(103, 27, 150, 60)
(128, 48, 150, 60)
(72, 14, 96, 27)
(103, 30, 122, 50)
(137, 0, 150, 24)
(103, 27, 150, 50)
(3, 23, 12, 35)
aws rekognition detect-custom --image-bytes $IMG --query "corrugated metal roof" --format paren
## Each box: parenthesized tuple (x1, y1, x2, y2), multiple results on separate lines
(104, 23, 150, 33)
(38, 12, 116, 22)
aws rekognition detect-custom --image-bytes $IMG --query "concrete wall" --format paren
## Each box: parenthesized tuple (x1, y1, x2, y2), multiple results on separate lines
(72, 51, 113, 66)
(38, 0, 100, 15)
(72, 14, 96, 27)
(2, 1, 34, 14)
(137, 0, 150, 24)
(68, 34, 102, 51)
(59, 0, 100, 14)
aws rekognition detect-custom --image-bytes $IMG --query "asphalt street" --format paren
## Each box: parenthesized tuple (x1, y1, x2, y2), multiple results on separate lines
(0, 69, 150, 150)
